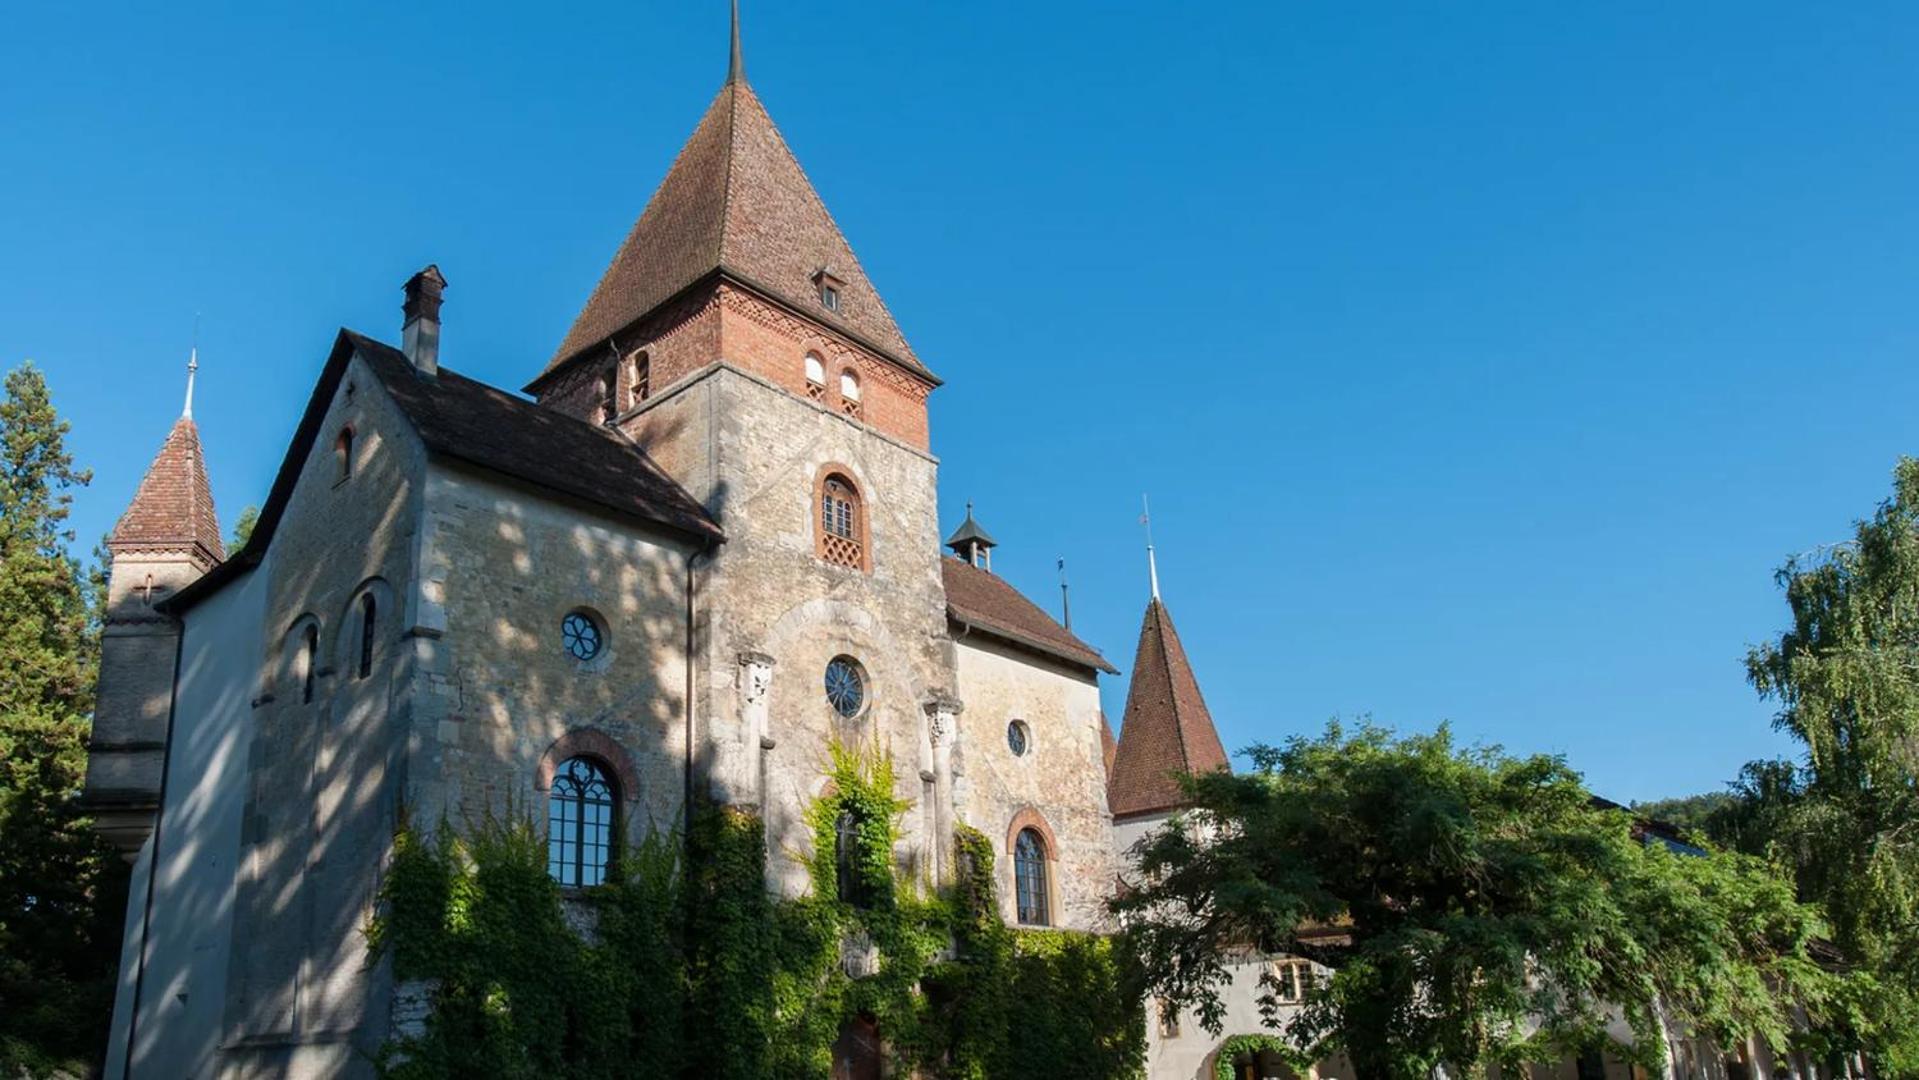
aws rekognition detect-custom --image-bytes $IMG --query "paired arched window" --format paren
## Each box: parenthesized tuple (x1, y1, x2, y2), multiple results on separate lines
(628, 351, 651, 407)
(817, 472, 864, 570)
(1014, 827, 1050, 925)
(356, 593, 376, 679)
(839, 370, 862, 419)
(335, 428, 353, 481)
(547, 756, 616, 887)
(598, 368, 617, 424)
(804, 353, 827, 400)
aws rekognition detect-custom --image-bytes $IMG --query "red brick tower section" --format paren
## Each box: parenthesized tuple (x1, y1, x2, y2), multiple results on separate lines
(1107, 598, 1231, 822)
(525, 31, 938, 454)
(83, 367, 225, 858)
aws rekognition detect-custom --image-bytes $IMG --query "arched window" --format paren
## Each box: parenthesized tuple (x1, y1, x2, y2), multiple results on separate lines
(1014, 827, 1049, 925)
(835, 808, 867, 907)
(547, 756, 616, 888)
(335, 428, 353, 481)
(302, 623, 319, 704)
(805, 353, 826, 400)
(628, 351, 651, 407)
(599, 367, 617, 424)
(839, 370, 862, 419)
(817, 473, 864, 570)
(357, 593, 376, 679)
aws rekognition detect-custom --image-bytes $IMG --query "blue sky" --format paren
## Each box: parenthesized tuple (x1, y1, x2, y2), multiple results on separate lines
(6, 2, 1918, 803)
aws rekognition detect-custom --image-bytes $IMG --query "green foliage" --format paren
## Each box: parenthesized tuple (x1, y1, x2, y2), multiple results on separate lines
(1630, 792, 1737, 840)
(1212, 1034, 1313, 1080)
(228, 504, 259, 551)
(1742, 456, 1919, 1071)
(368, 813, 685, 1079)
(0, 362, 127, 1076)
(1112, 719, 1850, 1080)
(371, 742, 1144, 1079)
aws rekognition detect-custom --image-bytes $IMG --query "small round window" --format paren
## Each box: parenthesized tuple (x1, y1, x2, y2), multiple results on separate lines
(562, 611, 604, 662)
(824, 655, 866, 718)
(1007, 720, 1031, 757)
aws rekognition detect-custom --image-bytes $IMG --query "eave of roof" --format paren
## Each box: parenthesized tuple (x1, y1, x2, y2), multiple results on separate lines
(164, 330, 722, 616)
(941, 557, 1117, 675)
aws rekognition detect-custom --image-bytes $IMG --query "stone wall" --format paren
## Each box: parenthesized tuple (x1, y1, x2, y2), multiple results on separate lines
(403, 464, 699, 844)
(950, 635, 1115, 931)
(222, 351, 427, 1077)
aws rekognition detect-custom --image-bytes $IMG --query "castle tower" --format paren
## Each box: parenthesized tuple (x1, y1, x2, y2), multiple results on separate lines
(84, 353, 224, 857)
(525, 5, 953, 892)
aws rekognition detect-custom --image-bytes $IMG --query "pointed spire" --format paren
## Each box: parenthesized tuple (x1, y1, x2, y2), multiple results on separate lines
(112, 407, 224, 571)
(1108, 592, 1229, 819)
(727, 0, 745, 85)
(1142, 494, 1161, 600)
(182, 347, 198, 420)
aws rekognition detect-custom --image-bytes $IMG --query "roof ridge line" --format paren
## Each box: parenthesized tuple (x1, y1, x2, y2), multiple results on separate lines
(714, 81, 742, 271)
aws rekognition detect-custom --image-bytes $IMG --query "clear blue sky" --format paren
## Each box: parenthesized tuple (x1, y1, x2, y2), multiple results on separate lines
(7, 2, 1917, 804)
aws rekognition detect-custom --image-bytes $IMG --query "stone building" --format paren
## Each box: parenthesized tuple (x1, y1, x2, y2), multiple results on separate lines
(79, 11, 1244, 1079)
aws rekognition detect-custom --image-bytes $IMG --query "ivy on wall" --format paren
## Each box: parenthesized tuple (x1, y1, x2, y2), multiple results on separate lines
(367, 742, 1145, 1079)
(1211, 1033, 1317, 1080)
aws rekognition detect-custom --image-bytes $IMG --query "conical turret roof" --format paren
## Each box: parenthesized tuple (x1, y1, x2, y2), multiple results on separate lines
(112, 415, 223, 570)
(1108, 598, 1229, 818)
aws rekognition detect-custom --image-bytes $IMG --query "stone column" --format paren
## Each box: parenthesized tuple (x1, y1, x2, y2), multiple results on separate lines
(923, 694, 962, 883)
(738, 651, 776, 806)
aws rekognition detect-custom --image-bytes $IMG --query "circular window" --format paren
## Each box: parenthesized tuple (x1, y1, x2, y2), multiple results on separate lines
(1007, 720, 1030, 757)
(562, 611, 603, 662)
(824, 655, 866, 718)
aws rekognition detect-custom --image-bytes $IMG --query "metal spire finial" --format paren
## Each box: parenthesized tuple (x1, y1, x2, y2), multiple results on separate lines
(1141, 494, 1160, 601)
(727, 0, 745, 84)
(183, 314, 200, 420)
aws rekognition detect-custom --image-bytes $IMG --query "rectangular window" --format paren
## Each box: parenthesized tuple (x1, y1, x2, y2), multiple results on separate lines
(821, 284, 840, 312)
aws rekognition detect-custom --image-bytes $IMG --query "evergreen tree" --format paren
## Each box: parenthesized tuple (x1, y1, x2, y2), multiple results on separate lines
(1744, 456, 1919, 1072)
(0, 362, 127, 1075)
(229, 504, 258, 551)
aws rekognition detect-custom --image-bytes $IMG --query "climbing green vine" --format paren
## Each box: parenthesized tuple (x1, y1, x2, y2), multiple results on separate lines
(1211, 1034, 1316, 1080)
(367, 741, 1144, 1078)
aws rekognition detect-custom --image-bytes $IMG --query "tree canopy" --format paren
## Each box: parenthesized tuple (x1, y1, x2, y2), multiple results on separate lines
(1112, 721, 1850, 1080)
(0, 362, 126, 1075)
(1737, 456, 1919, 1071)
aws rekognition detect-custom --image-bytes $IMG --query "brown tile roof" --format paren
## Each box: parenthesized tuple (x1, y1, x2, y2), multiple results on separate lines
(111, 415, 223, 569)
(536, 78, 932, 388)
(166, 330, 721, 615)
(1108, 599, 1230, 819)
(942, 556, 1116, 675)
(349, 333, 721, 543)
(1100, 712, 1118, 780)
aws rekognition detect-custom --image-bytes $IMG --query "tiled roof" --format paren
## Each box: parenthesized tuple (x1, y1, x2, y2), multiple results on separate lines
(1100, 712, 1118, 780)
(349, 334, 721, 542)
(1107, 599, 1230, 819)
(537, 78, 931, 386)
(942, 556, 1116, 675)
(112, 415, 223, 568)
(166, 331, 721, 616)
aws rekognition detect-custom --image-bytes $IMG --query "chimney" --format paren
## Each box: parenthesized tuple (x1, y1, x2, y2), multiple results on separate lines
(402, 265, 446, 376)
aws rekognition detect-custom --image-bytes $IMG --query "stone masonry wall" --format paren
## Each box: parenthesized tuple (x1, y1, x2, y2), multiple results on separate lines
(950, 635, 1116, 931)
(404, 464, 698, 845)
(222, 351, 426, 1078)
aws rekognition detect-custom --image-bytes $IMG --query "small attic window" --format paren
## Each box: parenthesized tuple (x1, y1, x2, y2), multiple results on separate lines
(814, 269, 843, 314)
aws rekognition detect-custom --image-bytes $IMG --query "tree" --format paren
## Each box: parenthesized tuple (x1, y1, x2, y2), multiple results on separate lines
(1742, 456, 1919, 1072)
(1113, 721, 1848, 1080)
(229, 504, 258, 551)
(0, 362, 127, 1075)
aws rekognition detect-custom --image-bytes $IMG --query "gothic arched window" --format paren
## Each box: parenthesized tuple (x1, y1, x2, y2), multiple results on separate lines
(548, 756, 616, 888)
(357, 593, 376, 679)
(1014, 827, 1049, 925)
(817, 472, 864, 570)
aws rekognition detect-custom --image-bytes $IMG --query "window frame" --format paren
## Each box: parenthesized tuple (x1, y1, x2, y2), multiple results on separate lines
(546, 755, 618, 889)
(1013, 827, 1050, 926)
(356, 593, 376, 679)
(814, 466, 869, 572)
